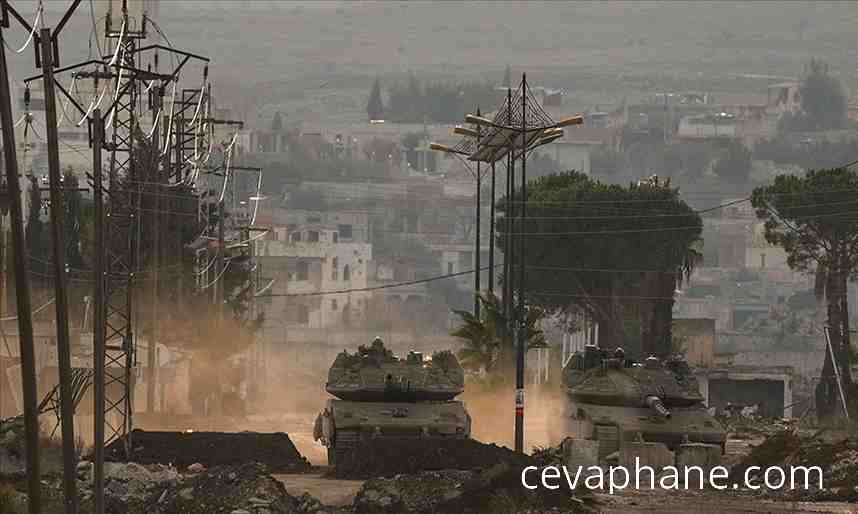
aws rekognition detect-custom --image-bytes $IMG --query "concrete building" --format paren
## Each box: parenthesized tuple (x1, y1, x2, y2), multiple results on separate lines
(255, 220, 372, 331)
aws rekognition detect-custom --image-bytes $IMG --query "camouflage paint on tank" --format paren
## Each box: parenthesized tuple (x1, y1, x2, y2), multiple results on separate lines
(561, 346, 726, 451)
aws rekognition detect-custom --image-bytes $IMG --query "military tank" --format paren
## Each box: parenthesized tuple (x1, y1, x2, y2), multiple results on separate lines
(561, 345, 725, 461)
(313, 338, 471, 466)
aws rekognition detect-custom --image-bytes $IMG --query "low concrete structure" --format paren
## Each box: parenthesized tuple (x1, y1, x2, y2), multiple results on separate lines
(561, 438, 599, 469)
(617, 442, 674, 469)
(696, 365, 794, 418)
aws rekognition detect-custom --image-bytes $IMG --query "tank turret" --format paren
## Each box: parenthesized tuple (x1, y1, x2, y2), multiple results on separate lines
(561, 348, 725, 456)
(315, 339, 471, 466)
(325, 341, 465, 402)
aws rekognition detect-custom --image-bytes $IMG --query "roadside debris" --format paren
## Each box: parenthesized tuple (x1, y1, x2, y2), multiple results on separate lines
(105, 429, 311, 472)
(353, 462, 594, 514)
(332, 438, 534, 479)
(732, 429, 858, 502)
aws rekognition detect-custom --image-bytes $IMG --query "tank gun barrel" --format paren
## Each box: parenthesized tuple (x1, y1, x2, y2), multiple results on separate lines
(645, 395, 671, 418)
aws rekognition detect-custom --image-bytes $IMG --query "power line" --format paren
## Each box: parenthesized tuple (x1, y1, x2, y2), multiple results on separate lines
(257, 265, 501, 298)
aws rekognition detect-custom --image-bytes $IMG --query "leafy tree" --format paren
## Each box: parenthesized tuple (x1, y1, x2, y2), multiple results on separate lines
(713, 140, 752, 191)
(25, 174, 48, 276)
(366, 78, 384, 121)
(451, 292, 545, 379)
(751, 167, 858, 422)
(62, 168, 85, 269)
(782, 58, 848, 132)
(801, 58, 848, 130)
(271, 111, 284, 131)
(497, 171, 702, 357)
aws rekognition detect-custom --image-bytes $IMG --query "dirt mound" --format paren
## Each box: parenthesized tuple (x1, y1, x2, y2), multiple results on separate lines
(332, 438, 534, 479)
(149, 462, 307, 514)
(106, 429, 311, 472)
(353, 463, 594, 514)
(732, 429, 858, 502)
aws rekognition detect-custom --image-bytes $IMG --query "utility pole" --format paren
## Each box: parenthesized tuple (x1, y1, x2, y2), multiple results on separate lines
(40, 27, 78, 514)
(488, 161, 495, 296)
(147, 83, 164, 415)
(473, 107, 482, 318)
(0, 19, 41, 514)
(91, 109, 106, 514)
(514, 73, 528, 454)
(217, 200, 225, 324)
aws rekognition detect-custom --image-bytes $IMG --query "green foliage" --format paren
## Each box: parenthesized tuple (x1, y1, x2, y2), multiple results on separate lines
(780, 58, 848, 132)
(367, 77, 384, 121)
(62, 168, 85, 269)
(25, 175, 49, 276)
(386, 73, 498, 124)
(0, 483, 17, 514)
(754, 137, 858, 171)
(497, 171, 701, 356)
(451, 292, 545, 378)
(751, 167, 857, 420)
(713, 140, 752, 190)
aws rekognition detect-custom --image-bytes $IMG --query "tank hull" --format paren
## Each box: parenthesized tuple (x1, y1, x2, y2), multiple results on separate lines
(563, 399, 726, 459)
(314, 399, 471, 466)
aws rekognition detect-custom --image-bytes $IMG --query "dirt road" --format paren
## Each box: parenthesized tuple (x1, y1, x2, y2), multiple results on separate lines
(599, 489, 858, 513)
(275, 473, 858, 513)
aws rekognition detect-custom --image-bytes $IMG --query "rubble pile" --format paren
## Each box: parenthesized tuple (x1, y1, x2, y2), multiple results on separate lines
(150, 462, 309, 514)
(105, 429, 311, 472)
(0, 417, 26, 475)
(353, 462, 593, 514)
(98, 461, 182, 513)
(333, 438, 533, 479)
(732, 429, 858, 502)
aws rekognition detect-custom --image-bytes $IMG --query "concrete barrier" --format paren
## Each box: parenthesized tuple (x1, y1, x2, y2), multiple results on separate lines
(675, 443, 722, 488)
(561, 438, 599, 468)
(619, 442, 674, 469)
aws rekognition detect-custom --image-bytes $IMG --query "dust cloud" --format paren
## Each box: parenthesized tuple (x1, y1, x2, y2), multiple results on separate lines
(461, 382, 570, 452)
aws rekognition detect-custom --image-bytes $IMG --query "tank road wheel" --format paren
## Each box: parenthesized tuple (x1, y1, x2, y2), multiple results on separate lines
(332, 429, 360, 467)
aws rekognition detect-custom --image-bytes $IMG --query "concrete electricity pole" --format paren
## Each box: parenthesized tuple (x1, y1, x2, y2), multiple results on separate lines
(39, 26, 79, 514)
(0, 19, 42, 514)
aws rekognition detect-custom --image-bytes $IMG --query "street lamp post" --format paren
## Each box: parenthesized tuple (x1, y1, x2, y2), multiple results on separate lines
(434, 76, 581, 452)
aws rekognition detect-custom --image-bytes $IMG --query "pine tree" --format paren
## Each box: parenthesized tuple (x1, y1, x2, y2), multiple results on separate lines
(367, 77, 384, 121)
(25, 175, 47, 275)
(62, 168, 84, 269)
(271, 111, 283, 131)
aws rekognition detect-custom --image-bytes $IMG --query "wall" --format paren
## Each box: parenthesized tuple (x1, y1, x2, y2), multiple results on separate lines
(673, 318, 715, 367)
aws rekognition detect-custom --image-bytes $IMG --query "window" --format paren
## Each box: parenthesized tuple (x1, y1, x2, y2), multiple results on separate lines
(331, 299, 338, 311)
(296, 261, 309, 281)
(338, 224, 353, 239)
(307, 231, 320, 242)
(332, 232, 338, 243)
(307, 215, 322, 224)
(760, 252, 766, 269)
(290, 231, 302, 243)
(447, 262, 454, 274)
(331, 257, 339, 281)
(343, 264, 351, 281)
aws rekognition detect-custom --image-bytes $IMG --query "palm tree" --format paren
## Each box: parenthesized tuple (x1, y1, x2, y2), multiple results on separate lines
(451, 292, 546, 377)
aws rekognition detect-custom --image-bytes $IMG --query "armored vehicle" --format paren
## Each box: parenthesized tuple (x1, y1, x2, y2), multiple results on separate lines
(562, 345, 726, 461)
(313, 338, 471, 466)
